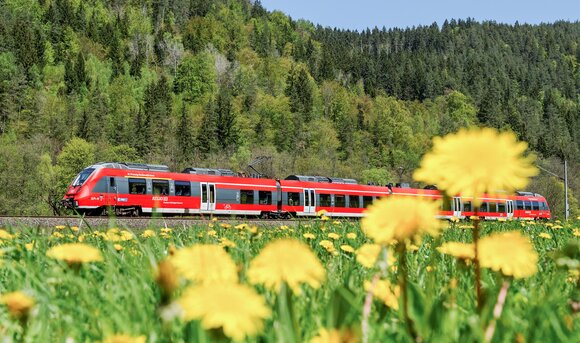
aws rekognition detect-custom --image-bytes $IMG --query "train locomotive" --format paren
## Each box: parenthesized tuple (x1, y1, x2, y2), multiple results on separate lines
(62, 162, 551, 220)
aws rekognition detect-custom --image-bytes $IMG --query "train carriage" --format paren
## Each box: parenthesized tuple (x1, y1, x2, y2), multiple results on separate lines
(62, 162, 550, 220)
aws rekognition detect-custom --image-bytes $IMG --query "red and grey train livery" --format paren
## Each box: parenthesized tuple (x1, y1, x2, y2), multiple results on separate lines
(62, 162, 551, 220)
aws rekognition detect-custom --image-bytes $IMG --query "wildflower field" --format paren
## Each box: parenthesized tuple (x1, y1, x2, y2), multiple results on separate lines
(0, 219, 578, 343)
(1, 127, 578, 342)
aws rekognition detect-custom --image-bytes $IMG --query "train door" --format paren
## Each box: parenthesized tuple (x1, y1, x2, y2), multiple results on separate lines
(106, 177, 118, 208)
(452, 197, 462, 218)
(303, 189, 316, 215)
(506, 200, 514, 219)
(200, 183, 216, 212)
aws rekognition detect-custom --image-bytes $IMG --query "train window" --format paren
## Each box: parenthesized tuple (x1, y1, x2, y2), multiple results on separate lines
(516, 200, 524, 210)
(497, 202, 506, 213)
(541, 202, 548, 210)
(463, 201, 472, 212)
(175, 181, 191, 196)
(287, 192, 300, 206)
(152, 180, 169, 195)
(72, 168, 95, 186)
(109, 177, 116, 187)
(335, 195, 346, 207)
(363, 196, 373, 208)
(349, 195, 360, 208)
(259, 191, 272, 205)
(532, 201, 539, 211)
(319, 194, 331, 207)
(488, 202, 497, 212)
(479, 202, 488, 212)
(129, 178, 146, 195)
(441, 196, 452, 211)
(240, 190, 254, 204)
(524, 201, 531, 210)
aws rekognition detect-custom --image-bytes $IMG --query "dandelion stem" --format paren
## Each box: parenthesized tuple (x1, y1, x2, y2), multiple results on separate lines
(484, 280, 510, 342)
(473, 213, 483, 311)
(362, 273, 379, 343)
(397, 243, 418, 341)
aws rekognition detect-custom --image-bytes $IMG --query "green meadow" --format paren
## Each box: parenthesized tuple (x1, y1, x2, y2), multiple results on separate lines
(0, 219, 577, 342)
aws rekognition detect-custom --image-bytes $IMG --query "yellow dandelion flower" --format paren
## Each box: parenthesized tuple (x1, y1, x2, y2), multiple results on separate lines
(346, 232, 357, 240)
(497, 218, 507, 222)
(155, 259, 179, 295)
(0, 291, 35, 319)
(104, 229, 133, 242)
(573, 229, 580, 237)
(333, 220, 341, 225)
(101, 334, 146, 343)
(413, 128, 537, 206)
(303, 233, 316, 240)
(25, 242, 34, 251)
(426, 266, 434, 272)
(219, 238, 237, 248)
(310, 328, 358, 343)
(538, 232, 552, 239)
(78, 234, 86, 242)
(70, 226, 79, 232)
(320, 215, 330, 221)
(161, 228, 173, 234)
(52, 231, 64, 238)
(0, 230, 13, 240)
(248, 239, 326, 294)
(235, 223, 249, 230)
(317, 209, 327, 216)
(328, 233, 341, 240)
(113, 244, 123, 251)
(340, 245, 355, 253)
(54, 225, 66, 230)
(220, 223, 232, 229)
(178, 283, 270, 341)
(450, 216, 460, 223)
(356, 244, 382, 268)
(407, 244, 419, 252)
(364, 279, 400, 310)
(362, 196, 443, 244)
(207, 230, 217, 237)
(171, 245, 238, 284)
(552, 225, 563, 229)
(247, 226, 258, 234)
(478, 231, 538, 279)
(141, 230, 156, 238)
(437, 242, 475, 260)
(319, 240, 334, 250)
(46, 243, 103, 264)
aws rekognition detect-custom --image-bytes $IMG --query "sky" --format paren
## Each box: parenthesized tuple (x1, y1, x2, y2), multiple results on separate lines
(259, 0, 580, 31)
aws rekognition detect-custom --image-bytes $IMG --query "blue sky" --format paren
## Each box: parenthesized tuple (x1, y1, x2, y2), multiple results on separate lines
(259, 0, 580, 30)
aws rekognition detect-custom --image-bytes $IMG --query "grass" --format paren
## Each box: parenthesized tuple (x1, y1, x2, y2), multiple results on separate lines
(0, 219, 578, 342)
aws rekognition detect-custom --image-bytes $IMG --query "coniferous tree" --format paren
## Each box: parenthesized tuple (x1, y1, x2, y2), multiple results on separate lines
(177, 104, 196, 159)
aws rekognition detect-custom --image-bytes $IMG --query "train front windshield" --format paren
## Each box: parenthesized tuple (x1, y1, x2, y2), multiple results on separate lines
(71, 168, 95, 187)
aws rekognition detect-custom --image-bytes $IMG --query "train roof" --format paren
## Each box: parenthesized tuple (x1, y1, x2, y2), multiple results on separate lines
(285, 175, 358, 184)
(88, 162, 170, 172)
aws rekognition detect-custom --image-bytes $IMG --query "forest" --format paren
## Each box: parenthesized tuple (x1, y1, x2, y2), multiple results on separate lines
(0, 0, 578, 216)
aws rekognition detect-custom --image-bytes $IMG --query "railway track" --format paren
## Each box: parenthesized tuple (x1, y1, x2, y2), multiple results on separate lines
(0, 215, 309, 229)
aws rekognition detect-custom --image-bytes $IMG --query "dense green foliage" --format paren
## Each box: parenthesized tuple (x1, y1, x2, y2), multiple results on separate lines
(0, 220, 577, 341)
(0, 0, 578, 215)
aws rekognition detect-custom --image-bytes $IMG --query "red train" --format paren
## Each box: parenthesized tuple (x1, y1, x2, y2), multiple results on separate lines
(61, 162, 551, 220)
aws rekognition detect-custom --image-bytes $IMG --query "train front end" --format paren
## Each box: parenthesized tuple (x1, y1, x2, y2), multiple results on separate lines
(61, 165, 99, 214)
